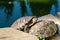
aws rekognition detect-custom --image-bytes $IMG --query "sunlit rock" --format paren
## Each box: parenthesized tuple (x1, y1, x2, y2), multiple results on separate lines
(0, 28, 38, 40)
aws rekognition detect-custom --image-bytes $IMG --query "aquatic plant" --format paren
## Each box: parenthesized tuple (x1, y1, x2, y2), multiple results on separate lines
(35, 35, 45, 40)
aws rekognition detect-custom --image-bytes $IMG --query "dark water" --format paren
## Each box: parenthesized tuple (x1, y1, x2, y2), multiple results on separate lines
(0, 0, 59, 27)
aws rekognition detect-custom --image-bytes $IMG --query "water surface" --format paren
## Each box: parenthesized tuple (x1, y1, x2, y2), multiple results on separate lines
(0, 0, 59, 27)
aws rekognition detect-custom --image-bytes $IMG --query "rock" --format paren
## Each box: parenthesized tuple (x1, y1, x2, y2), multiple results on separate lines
(47, 34, 60, 40)
(0, 28, 38, 40)
(38, 14, 60, 35)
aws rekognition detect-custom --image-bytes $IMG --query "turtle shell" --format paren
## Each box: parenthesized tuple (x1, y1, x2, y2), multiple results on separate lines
(11, 16, 37, 31)
(29, 20, 57, 38)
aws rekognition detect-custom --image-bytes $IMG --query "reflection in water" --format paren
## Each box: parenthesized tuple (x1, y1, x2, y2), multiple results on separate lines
(28, 0, 57, 16)
(0, 0, 13, 27)
(29, 2, 50, 16)
(57, 0, 60, 12)
(0, 0, 58, 27)
(24, 0, 32, 16)
(5, 2, 13, 21)
(0, 7, 6, 27)
(50, 0, 57, 16)
(19, 0, 57, 16)
(8, 1, 22, 26)
(19, 0, 26, 16)
(19, 0, 32, 16)
(50, 4, 56, 16)
(0, 0, 13, 21)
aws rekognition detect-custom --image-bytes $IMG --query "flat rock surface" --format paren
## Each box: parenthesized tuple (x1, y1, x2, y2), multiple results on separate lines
(0, 28, 38, 40)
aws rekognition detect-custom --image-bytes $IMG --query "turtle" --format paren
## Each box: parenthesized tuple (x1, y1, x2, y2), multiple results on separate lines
(29, 20, 57, 38)
(11, 16, 37, 33)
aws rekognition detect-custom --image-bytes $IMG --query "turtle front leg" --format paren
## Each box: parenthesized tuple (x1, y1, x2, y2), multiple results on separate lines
(24, 25, 30, 33)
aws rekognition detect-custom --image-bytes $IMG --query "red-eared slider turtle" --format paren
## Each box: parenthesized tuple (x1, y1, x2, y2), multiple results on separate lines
(29, 20, 57, 38)
(11, 16, 37, 33)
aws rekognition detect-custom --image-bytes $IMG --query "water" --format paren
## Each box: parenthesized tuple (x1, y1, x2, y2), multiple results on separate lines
(0, 0, 59, 27)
